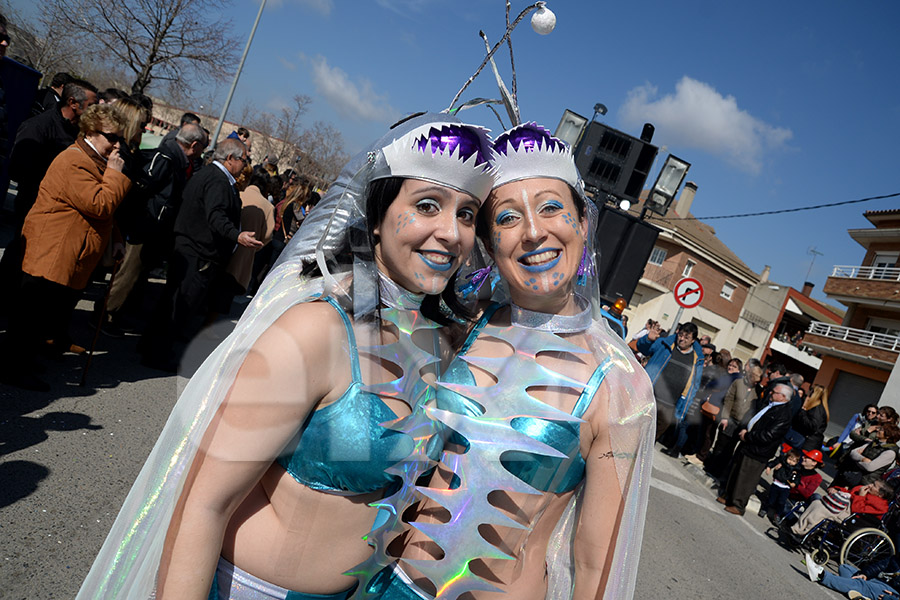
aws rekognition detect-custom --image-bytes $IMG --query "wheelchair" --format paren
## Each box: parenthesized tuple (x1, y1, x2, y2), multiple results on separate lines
(788, 495, 899, 569)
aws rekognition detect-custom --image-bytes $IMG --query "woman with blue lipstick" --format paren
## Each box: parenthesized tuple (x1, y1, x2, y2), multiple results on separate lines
(76, 114, 495, 600)
(365, 123, 655, 600)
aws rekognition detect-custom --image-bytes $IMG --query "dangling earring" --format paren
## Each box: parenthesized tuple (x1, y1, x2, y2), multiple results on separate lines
(459, 265, 497, 297)
(576, 247, 595, 286)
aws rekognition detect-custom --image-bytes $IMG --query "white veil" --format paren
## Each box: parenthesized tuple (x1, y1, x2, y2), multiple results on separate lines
(75, 112, 489, 599)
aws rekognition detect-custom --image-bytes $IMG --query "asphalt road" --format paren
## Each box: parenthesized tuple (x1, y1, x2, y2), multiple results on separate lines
(0, 297, 848, 599)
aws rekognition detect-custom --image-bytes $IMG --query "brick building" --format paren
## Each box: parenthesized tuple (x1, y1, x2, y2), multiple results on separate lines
(803, 209, 900, 425)
(624, 183, 764, 363)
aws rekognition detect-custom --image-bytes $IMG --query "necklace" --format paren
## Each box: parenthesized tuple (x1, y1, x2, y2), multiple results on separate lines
(378, 271, 425, 310)
(510, 294, 591, 333)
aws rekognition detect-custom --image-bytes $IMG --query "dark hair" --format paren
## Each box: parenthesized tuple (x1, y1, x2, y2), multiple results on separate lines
(728, 357, 743, 371)
(786, 449, 803, 461)
(0, 13, 7, 29)
(51, 72, 73, 88)
(99, 87, 128, 103)
(237, 126, 250, 138)
(770, 363, 787, 377)
(180, 112, 201, 126)
(679, 322, 699, 340)
(248, 167, 272, 197)
(365, 177, 472, 326)
(130, 93, 153, 112)
(880, 406, 899, 425)
(62, 79, 98, 104)
(864, 404, 879, 414)
(882, 423, 900, 444)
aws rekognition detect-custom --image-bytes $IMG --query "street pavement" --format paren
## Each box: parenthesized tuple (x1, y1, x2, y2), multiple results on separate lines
(0, 299, 848, 599)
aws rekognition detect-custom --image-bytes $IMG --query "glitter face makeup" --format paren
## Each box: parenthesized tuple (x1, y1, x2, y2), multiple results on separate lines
(487, 177, 586, 313)
(374, 178, 480, 295)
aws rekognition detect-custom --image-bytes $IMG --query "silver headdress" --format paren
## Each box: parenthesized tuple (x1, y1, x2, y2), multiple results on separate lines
(492, 121, 582, 192)
(378, 122, 496, 203)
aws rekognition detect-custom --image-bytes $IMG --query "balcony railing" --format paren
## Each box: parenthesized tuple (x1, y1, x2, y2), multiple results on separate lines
(831, 265, 900, 281)
(807, 321, 900, 352)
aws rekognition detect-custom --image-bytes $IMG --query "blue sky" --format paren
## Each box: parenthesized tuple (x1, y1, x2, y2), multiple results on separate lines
(14, 0, 900, 303)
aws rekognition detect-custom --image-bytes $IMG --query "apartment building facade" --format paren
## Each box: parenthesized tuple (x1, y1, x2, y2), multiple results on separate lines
(803, 209, 900, 426)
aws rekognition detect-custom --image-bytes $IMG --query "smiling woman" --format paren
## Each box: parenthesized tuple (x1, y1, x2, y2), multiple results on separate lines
(365, 123, 655, 600)
(373, 179, 480, 295)
(76, 114, 497, 600)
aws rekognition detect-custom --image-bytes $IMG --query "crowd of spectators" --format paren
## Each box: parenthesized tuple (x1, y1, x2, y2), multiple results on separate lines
(629, 314, 900, 595)
(0, 47, 322, 390)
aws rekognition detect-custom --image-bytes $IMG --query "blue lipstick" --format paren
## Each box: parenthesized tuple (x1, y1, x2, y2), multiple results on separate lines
(418, 251, 455, 272)
(518, 248, 561, 273)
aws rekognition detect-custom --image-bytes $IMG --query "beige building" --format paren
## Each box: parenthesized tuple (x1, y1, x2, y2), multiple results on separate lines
(624, 183, 764, 363)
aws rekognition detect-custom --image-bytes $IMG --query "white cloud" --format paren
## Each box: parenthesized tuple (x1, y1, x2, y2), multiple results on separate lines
(278, 56, 297, 71)
(266, 0, 333, 15)
(305, 54, 398, 123)
(295, 0, 332, 16)
(620, 76, 792, 174)
(375, 0, 433, 14)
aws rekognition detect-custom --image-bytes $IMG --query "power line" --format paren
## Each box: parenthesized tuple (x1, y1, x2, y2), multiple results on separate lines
(661, 191, 900, 221)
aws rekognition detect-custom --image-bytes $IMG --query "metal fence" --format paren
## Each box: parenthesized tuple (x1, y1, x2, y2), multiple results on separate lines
(808, 321, 900, 352)
(831, 265, 900, 281)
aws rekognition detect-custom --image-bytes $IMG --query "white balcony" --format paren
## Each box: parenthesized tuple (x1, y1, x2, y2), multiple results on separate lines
(769, 337, 822, 369)
(831, 265, 900, 281)
(808, 322, 900, 352)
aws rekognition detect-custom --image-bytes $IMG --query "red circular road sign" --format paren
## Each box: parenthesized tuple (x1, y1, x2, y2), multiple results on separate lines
(673, 277, 704, 309)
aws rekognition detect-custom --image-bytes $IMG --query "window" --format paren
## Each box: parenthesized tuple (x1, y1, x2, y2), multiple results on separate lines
(721, 281, 736, 301)
(648, 247, 667, 266)
(682, 259, 695, 277)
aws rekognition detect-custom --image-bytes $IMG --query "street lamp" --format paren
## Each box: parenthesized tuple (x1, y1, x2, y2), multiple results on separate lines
(209, 0, 267, 151)
(641, 154, 691, 218)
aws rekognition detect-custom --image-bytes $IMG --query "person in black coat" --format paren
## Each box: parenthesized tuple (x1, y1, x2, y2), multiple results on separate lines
(719, 383, 794, 515)
(140, 138, 262, 371)
(792, 384, 830, 451)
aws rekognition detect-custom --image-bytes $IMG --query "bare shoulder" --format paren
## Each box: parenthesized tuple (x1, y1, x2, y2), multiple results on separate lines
(245, 300, 346, 376)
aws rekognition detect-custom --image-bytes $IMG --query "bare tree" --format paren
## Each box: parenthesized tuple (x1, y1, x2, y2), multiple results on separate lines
(245, 94, 312, 169)
(297, 121, 349, 183)
(45, 0, 239, 94)
(1, 1, 78, 82)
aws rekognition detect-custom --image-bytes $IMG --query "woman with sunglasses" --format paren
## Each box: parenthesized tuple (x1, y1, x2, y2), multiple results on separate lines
(2, 103, 131, 391)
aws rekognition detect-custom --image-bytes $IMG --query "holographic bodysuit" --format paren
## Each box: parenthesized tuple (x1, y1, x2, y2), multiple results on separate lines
(437, 303, 610, 495)
(355, 303, 633, 600)
(275, 297, 416, 495)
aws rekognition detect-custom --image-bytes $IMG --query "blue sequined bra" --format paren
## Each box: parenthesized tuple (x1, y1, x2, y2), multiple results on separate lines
(437, 303, 609, 495)
(275, 297, 414, 495)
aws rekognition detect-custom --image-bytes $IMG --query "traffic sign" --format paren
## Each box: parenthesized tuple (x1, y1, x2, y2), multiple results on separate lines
(673, 277, 703, 309)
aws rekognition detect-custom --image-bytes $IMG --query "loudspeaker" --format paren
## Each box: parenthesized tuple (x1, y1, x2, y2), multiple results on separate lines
(593, 205, 661, 304)
(574, 122, 658, 206)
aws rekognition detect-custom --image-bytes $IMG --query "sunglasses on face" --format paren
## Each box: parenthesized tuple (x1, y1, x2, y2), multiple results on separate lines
(99, 131, 126, 145)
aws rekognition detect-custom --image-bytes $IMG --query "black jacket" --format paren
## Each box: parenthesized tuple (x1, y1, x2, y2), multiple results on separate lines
(793, 404, 828, 451)
(30, 88, 60, 117)
(173, 163, 241, 264)
(117, 138, 190, 242)
(740, 401, 793, 461)
(8, 107, 79, 223)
